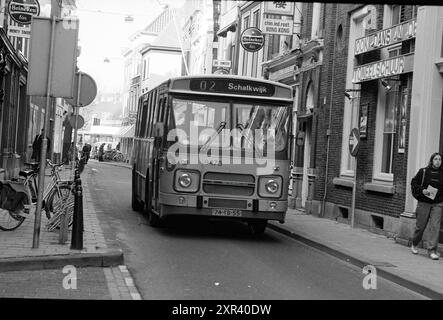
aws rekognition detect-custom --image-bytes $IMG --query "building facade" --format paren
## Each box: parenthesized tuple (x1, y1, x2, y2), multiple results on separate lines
(216, 2, 443, 245)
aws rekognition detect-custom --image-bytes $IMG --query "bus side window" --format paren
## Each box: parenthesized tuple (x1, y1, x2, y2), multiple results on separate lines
(146, 91, 154, 138)
(139, 99, 149, 138)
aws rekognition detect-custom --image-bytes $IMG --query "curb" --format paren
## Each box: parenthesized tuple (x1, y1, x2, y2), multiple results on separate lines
(267, 222, 443, 300)
(118, 265, 142, 300)
(0, 249, 124, 272)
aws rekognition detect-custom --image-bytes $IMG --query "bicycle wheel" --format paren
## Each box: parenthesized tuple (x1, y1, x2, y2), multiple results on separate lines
(0, 194, 30, 231)
(45, 184, 73, 220)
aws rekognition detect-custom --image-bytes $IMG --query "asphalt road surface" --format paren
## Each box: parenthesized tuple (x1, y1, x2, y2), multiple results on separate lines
(85, 160, 427, 300)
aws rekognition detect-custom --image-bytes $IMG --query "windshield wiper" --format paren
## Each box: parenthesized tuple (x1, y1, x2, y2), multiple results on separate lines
(236, 123, 263, 158)
(200, 121, 226, 153)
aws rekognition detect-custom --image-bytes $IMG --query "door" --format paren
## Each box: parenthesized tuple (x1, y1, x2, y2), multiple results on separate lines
(301, 121, 312, 208)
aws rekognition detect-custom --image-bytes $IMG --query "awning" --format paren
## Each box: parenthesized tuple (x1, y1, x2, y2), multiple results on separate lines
(87, 126, 122, 136)
(217, 21, 237, 38)
(117, 124, 135, 138)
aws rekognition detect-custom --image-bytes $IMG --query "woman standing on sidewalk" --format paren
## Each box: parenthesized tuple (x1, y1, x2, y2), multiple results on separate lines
(410, 152, 443, 260)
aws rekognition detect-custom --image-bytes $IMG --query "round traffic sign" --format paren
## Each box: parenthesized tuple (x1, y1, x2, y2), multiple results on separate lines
(69, 115, 85, 129)
(240, 27, 265, 52)
(8, 0, 40, 25)
(66, 72, 97, 107)
(349, 128, 360, 157)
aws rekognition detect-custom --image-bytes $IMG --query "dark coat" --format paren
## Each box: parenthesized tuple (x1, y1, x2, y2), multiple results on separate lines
(411, 166, 443, 203)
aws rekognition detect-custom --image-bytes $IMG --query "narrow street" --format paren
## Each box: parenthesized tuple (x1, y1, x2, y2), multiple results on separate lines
(86, 160, 427, 300)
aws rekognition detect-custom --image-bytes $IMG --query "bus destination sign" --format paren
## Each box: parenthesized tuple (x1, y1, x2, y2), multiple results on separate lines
(189, 78, 275, 97)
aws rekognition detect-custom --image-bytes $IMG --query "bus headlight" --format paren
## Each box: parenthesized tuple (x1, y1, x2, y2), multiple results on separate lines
(265, 180, 279, 194)
(174, 170, 200, 193)
(258, 176, 282, 198)
(178, 173, 192, 188)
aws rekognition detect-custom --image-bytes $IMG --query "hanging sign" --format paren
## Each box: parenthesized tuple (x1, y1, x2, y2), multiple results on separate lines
(240, 27, 265, 52)
(264, 1, 294, 15)
(262, 18, 293, 35)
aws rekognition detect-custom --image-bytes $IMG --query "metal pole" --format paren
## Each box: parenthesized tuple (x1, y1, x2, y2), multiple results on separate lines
(71, 72, 82, 179)
(351, 157, 357, 228)
(33, 17, 57, 249)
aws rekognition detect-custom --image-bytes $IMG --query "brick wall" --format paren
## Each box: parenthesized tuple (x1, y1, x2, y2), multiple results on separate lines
(311, 4, 413, 218)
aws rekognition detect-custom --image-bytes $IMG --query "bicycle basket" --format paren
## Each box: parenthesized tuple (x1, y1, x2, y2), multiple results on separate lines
(0, 180, 27, 212)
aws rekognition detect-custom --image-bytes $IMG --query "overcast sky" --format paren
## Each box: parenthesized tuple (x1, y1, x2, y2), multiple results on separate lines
(75, 0, 166, 94)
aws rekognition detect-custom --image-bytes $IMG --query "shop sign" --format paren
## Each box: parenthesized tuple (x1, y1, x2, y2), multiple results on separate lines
(8, 0, 40, 25)
(262, 18, 293, 36)
(264, 1, 294, 15)
(355, 19, 416, 55)
(240, 27, 265, 52)
(7, 24, 31, 39)
(213, 60, 231, 68)
(352, 53, 414, 83)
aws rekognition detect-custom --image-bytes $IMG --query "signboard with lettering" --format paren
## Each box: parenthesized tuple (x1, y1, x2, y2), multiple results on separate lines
(213, 60, 231, 68)
(7, 24, 31, 39)
(352, 53, 414, 83)
(264, 1, 294, 15)
(189, 78, 275, 97)
(8, 0, 40, 25)
(355, 19, 416, 55)
(262, 18, 293, 35)
(240, 27, 265, 52)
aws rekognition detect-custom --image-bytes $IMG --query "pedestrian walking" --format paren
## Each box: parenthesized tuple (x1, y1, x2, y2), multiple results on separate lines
(82, 143, 92, 164)
(410, 152, 443, 260)
(31, 129, 50, 162)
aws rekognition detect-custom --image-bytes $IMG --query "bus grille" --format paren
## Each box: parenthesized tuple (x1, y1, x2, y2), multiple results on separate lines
(208, 198, 248, 209)
(203, 172, 255, 196)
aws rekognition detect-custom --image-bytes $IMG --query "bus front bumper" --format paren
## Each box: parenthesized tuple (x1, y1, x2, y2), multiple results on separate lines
(158, 192, 287, 223)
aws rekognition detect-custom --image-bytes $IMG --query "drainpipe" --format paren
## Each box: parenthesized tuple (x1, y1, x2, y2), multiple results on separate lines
(321, 4, 339, 217)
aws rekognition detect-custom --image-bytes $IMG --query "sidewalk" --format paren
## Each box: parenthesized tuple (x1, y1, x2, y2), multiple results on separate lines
(0, 166, 123, 272)
(268, 210, 443, 299)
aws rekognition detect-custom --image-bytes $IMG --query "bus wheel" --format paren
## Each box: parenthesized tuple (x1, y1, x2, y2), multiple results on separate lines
(145, 170, 162, 227)
(132, 167, 143, 212)
(248, 220, 267, 236)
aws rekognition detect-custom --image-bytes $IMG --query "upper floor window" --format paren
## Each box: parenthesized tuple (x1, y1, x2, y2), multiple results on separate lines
(311, 3, 322, 39)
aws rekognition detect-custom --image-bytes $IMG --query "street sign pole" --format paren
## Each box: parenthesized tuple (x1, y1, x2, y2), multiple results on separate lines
(351, 157, 357, 228)
(32, 16, 56, 249)
(71, 72, 82, 179)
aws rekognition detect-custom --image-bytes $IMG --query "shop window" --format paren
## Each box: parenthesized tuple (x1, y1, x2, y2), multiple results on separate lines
(381, 90, 397, 174)
(340, 8, 365, 177)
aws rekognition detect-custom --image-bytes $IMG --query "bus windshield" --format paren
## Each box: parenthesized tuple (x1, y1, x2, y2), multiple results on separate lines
(172, 98, 289, 152)
(234, 103, 289, 153)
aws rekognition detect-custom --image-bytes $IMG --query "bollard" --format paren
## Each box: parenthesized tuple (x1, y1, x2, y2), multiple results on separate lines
(70, 170, 83, 250)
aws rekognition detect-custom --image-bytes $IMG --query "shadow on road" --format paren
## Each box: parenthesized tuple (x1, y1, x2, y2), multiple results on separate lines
(152, 215, 283, 243)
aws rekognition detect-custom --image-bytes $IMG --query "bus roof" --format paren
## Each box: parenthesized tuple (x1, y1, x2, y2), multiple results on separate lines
(156, 75, 293, 102)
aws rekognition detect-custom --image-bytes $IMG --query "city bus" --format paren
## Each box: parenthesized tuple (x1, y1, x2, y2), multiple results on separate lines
(131, 75, 293, 235)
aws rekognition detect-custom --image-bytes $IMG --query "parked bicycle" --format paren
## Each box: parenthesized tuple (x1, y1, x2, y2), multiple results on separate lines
(0, 159, 75, 231)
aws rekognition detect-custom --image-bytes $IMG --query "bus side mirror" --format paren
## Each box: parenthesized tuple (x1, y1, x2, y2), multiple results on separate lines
(154, 122, 164, 137)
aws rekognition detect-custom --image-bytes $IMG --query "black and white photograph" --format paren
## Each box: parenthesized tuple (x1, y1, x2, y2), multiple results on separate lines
(0, 0, 442, 310)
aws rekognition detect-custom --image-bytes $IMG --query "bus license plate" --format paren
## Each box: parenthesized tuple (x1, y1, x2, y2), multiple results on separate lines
(211, 209, 242, 217)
